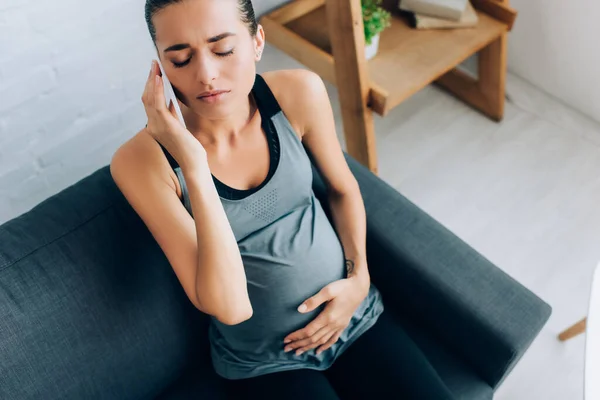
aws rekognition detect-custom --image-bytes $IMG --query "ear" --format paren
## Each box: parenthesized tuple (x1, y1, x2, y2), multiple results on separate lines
(254, 24, 266, 61)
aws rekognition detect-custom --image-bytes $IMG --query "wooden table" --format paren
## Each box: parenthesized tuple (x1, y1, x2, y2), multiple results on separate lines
(260, 0, 516, 174)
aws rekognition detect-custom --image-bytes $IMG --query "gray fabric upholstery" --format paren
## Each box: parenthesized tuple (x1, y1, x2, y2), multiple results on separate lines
(311, 154, 552, 392)
(0, 152, 551, 399)
(0, 167, 211, 400)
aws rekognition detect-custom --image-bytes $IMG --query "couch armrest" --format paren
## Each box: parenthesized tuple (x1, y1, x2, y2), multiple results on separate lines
(311, 153, 552, 390)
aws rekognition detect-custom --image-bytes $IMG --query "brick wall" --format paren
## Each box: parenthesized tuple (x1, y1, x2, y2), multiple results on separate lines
(0, 0, 295, 224)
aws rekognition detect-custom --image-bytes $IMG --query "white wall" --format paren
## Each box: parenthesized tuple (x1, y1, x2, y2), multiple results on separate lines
(0, 0, 291, 224)
(506, 0, 600, 123)
(0, 0, 152, 223)
(1, 0, 597, 224)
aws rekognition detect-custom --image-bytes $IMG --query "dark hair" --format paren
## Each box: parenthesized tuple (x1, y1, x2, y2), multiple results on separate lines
(144, 0, 257, 44)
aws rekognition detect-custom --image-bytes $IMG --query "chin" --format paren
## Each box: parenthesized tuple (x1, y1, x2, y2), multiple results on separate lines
(196, 93, 247, 117)
(192, 101, 236, 120)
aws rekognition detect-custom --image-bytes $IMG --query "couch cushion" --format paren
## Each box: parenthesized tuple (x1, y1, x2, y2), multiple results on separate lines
(391, 308, 494, 400)
(155, 356, 230, 400)
(0, 166, 211, 400)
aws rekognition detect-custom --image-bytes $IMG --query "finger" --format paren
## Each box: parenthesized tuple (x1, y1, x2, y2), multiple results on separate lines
(315, 329, 343, 355)
(284, 311, 331, 343)
(298, 283, 337, 314)
(146, 62, 157, 110)
(148, 59, 155, 79)
(284, 325, 331, 353)
(153, 74, 167, 113)
(296, 328, 338, 356)
(142, 61, 155, 106)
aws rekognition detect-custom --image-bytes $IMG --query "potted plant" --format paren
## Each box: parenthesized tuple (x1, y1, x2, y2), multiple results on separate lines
(362, 0, 392, 60)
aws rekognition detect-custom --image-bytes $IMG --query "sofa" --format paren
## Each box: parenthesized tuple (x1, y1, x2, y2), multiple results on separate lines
(0, 152, 552, 399)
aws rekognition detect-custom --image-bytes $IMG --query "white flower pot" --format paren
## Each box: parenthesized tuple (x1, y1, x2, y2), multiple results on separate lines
(365, 34, 380, 60)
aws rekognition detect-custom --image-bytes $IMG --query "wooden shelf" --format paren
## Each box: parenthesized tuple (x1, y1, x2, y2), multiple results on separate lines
(261, 1, 507, 116)
(260, 0, 513, 173)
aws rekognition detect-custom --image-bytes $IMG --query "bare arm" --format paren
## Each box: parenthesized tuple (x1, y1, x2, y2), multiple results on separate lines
(110, 137, 252, 325)
(292, 69, 371, 290)
(326, 191, 370, 288)
(180, 157, 253, 324)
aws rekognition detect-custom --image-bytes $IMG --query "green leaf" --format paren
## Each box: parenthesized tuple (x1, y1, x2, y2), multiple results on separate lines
(361, 0, 391, 43)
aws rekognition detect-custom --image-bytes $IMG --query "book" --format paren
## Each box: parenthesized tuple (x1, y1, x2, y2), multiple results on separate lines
(407, 1, 478, 29)
(398, 0, 468, 21)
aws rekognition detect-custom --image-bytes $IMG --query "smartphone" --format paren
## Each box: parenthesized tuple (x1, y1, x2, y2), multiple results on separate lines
(156, 58, 187, 129)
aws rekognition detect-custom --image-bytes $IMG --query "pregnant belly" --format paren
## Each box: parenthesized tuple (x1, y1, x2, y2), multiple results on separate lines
(214, 212, 346, 353)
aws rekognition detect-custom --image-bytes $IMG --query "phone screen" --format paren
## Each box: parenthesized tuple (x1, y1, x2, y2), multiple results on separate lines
(156, 58, 186, 128)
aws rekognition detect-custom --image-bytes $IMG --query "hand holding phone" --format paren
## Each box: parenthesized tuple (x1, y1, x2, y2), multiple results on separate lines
(142, 59, 207, 167)
(156, 58, 186, 128)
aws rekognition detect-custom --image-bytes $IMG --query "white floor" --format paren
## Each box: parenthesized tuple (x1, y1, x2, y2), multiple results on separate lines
(260, 44, 600, 400)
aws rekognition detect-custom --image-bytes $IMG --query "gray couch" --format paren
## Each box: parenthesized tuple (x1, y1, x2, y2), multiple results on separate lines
(0, 153, 551, 399)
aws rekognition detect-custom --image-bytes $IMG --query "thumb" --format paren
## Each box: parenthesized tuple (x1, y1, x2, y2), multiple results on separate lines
(298, 284, 335, 313)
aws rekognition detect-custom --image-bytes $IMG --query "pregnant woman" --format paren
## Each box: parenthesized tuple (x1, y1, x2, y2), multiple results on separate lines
(110, 1, 456, 399)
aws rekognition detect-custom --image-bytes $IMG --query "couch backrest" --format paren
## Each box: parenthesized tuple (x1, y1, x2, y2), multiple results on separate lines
(0, 166, 210, 400)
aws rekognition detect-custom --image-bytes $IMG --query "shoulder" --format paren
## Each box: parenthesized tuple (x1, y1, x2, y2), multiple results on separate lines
(260, 69, 329, 140)
(110, 129, 180, 197)
(261, 68, 325, 95)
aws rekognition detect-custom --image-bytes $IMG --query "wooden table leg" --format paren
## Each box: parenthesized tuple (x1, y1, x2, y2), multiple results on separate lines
(479, 0, 509, 121)
(558, 317, 587, 341)
(325, 0, 378, 174)
(435, 1, 508, 121)
(478, 32, 507, 121)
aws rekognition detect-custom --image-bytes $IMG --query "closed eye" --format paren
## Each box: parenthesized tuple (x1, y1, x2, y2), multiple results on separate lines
(172, 59, 191, 68)
(172, 50, 235, 69)
(216, 49, 235, 58)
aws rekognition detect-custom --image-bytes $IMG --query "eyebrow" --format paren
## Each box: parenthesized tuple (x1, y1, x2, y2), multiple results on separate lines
(163, 32, 237, 53)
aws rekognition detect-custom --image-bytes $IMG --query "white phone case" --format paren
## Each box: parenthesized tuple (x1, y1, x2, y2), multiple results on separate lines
(156, 58, 187, 128)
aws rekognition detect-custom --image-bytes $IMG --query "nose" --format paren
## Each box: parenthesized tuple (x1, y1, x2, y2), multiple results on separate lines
(195, 53, 218, 86)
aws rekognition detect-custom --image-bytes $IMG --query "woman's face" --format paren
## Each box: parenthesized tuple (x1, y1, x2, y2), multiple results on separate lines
(152, 0, 264, 120)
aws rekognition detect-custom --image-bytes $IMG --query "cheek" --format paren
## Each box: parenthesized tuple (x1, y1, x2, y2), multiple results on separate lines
(224, 50, 257, 85)
(171, 77, 195, 107)
(229, 49, 254, 72)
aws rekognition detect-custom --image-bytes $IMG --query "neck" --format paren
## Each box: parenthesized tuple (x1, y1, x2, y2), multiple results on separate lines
(181, 93, 257, 146)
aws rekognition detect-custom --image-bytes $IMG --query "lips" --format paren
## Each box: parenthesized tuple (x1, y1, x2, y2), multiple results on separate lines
(197, 90, 229, 99)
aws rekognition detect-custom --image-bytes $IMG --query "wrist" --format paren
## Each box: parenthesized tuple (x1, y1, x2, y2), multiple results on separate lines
(179, 149, 209, 173)
(344, 255, 366, 276)
(351, 271, 370, 287)
(346, 258, 370, 292)
(173, 132, 207, 169)
(180, 157, 212, 185)
(349, 275, 370, 300)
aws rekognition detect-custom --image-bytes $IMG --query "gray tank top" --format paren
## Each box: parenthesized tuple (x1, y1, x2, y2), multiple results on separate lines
(159, 74, 384, 380)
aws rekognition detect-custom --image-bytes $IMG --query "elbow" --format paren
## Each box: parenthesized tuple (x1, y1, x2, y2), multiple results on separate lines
(216, 305, 253, 326)
(195, 292, 253, 325)
(192, 301, 253, 325)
